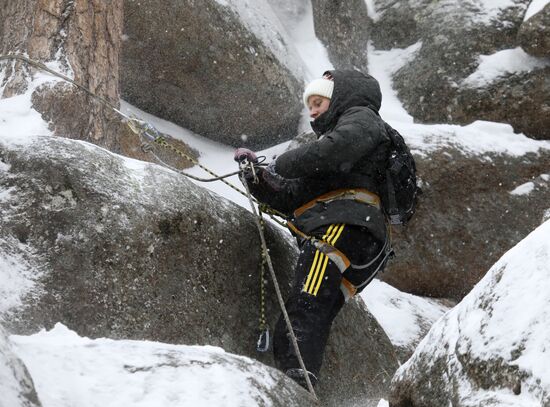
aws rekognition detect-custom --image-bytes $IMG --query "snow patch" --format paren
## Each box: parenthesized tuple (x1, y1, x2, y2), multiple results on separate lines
(0, 160, 10, 172)
(473, 0, 525, 24)
(0, 90, 50, 147)
(368, 41, 421, 124)
(364, 0, 381, 22)
(462, 47, 550, 88)
(0, 249, 40, 314)
(524, 0, 550, 21)
(11, 323, 284, 407)
(510, 181, 535, 195)
(213, 0, 305, 78)
(361, 279, 449, 350)
(276, 0, 333, 80)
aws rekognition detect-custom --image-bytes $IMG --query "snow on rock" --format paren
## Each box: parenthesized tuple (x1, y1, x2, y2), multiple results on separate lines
(385, 0, 549, 140)
(264, 0, 333, 81)
(10, 323, 313, 407)
(0, 90, 50, 147)
(472, 0, 523, 24)
(0, 134, 398, 407)
(510, 181, 536, 195)
(212, 0, 305, 76)
(360, 279, 451, 362)
(462, 47, 550, 88)
(0, 325, 41, 407)
(389, 220, 550, 407)
(524, 0, 550, 21)
(518, 1, 550, 58)
(0, 249, 42, 315)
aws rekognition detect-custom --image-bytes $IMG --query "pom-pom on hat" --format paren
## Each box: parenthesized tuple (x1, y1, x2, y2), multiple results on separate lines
(303, 78, 334, 107)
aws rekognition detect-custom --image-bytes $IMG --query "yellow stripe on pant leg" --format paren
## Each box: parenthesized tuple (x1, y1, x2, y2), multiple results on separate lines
(303, 224, 335, 293)
(308, 224, 341, 295)
(303, 250, 321, 293)
(313, 224, 345, 296)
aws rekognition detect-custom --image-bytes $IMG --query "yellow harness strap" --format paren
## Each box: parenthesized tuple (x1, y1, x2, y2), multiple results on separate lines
(287, 221, 357, 301)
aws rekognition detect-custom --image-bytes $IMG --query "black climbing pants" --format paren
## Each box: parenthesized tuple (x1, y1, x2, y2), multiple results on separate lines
(273, 223, 388, 382)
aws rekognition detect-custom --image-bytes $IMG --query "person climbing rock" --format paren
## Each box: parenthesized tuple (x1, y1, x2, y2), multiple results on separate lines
(234, 70, 396, 389)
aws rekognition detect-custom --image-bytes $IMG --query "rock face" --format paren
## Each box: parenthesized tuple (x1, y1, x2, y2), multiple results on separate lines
(0, 325, 41, 407)
(389, 220, 550, 407)
(369, 0, 432, 50)
(0, 136, 398, 406)
(310, 0, 370, 72)
(373, 0, 550, 140)
(383, 146, 550, 300)
(121, 0, 305, 149)
(518, 3, 550, 57)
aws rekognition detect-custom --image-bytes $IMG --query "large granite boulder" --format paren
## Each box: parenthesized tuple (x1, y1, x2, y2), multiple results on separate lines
(310, 0, 370, 72)
(389, 220, 550, 407)
(518, 3, 550, 57)
(374, 0, 550, 140)
(0, 135, 398, 406)
(0, 325, 41, 407)
(121, 0, 305, 149)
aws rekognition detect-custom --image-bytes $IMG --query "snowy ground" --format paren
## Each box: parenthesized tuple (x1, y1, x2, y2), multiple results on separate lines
(11, 324, 292, 407)
(2, 1, 550, 406)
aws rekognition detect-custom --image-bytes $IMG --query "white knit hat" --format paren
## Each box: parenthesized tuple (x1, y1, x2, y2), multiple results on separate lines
(302, 78, 334, 107)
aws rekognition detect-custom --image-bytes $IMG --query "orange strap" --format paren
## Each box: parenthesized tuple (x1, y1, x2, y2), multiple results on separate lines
(293, 188, 381, 218)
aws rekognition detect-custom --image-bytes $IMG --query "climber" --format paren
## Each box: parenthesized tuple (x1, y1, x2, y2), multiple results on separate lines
(234, 70, 393, 389)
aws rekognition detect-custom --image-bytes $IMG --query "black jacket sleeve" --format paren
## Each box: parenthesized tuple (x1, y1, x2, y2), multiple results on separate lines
(244, 167, 305, 216)
(274, 107, 387, 178)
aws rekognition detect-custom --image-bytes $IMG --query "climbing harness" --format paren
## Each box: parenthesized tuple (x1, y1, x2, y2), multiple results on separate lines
(287, 188, 394, 301)
(239, 159, 318, 401)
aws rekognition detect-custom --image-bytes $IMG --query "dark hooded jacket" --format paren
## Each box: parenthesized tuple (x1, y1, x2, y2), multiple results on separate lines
(248, 70, 390, 241)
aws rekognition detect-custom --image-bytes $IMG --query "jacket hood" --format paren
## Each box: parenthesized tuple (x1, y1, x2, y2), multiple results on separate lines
(311, 70, 382, 135)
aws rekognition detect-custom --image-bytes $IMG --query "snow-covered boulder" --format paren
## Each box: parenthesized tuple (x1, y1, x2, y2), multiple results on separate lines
(374, 0, 550, 140)
(518, 2, 550, 57)
(121, 0, 305, 149)
(388, 219, 550, 407)
(310, 0, 370, 72)
(383, 143, 550, 300)
(361, 279, 452, 362)
(0, 135, 398, 406)
(10, 323, 315, 407)
(0, 324, 41, 407)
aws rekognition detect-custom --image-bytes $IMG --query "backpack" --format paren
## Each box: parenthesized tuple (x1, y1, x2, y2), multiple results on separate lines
(380, 123, 420, 225)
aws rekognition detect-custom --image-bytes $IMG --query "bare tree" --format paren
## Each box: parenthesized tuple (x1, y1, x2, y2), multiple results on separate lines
(0, 0, 124, 149)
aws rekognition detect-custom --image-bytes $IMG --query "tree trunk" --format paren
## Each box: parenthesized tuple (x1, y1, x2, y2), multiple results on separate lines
(0, 0, 123, 149)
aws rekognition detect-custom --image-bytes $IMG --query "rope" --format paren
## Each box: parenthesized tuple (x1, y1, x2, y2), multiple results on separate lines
(0, 54, 125, 117)
(239, 166, 319, 401)
(0, 53, 289, 225)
